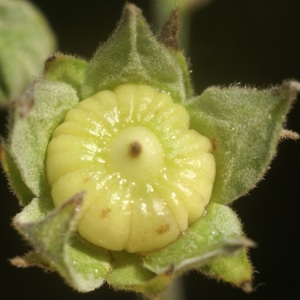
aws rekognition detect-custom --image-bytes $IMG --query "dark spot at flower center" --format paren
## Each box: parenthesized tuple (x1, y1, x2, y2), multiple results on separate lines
(129, 141, 142, 158)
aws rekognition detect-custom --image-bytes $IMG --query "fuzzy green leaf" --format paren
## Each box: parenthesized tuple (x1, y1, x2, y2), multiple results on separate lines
(82, 3, 188, 103)
(13, 194, 111, 292)
(1, 144, 34, 204)
(44, 53, 88, 98)
(7, 80, 79, 201)
(107, 251, 173, 299)
(185, 81, 297, 204)
(201, 249, 253, 292)
(64, 238, 111, 292)
(0, 0, 56, 105)
(143, 202, 253, 289)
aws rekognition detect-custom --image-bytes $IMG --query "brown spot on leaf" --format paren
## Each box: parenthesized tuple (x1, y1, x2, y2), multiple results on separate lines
(156, 224, 170, 235)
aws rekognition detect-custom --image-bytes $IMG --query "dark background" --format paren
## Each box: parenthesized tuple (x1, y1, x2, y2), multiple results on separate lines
(1, 0, 300, 299)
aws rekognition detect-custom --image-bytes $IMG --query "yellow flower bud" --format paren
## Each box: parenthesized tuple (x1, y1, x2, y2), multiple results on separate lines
(46, 84, 216, 253)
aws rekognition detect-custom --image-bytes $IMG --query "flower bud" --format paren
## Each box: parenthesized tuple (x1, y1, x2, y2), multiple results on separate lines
(46, 84, 216, 252)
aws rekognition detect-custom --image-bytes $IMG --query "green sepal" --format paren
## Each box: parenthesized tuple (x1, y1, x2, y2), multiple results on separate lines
(0, 141, 34, 205)
(12, 194, 111, 292)
(201, 249, 253, 292)
(0, 0, 56, 105)
(185, 81, 297, 204)
(143, 202, 253, 290)
(82, 3, 187, 103)
(170, 50, 194, 99)
(107, 252, 173, 299)
(7, 80, 79, 201)
(44, 53, 88, 98)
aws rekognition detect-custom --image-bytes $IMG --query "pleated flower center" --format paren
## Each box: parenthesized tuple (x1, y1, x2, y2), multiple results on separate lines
(46, 84, 216, 253)
(108, 126, 165, 182)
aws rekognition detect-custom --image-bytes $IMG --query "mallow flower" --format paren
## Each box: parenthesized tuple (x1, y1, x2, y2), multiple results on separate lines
(1, 4, 298, 299)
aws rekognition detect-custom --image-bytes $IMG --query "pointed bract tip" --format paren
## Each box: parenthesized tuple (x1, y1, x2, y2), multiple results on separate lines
(65, 191, 86, 212)
(10, 256, 30, 268)
(164, 263, 175, 276)
(280, 129, 300, 140)
(282, 80, 300, 103)
(157, 8, 181, 50)
(122, 2, 142, 18)
(239, 280, 254, 293)
(44, 52, 63, 74)
(240, 280, 253, 293)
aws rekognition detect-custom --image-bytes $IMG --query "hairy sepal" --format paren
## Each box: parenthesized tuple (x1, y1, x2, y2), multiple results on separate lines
(12, 194, 111, 292)
(7, 80, 79, 203)
(185, 82, 296, 204)
(82, 4, 189, 104)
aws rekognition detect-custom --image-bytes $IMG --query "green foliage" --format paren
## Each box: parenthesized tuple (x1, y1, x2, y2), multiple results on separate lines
(6, 81, 79, 200)
(185, 83, 295, 204)
(82, 5, 189, 104)
(0, 0, 56, 105)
